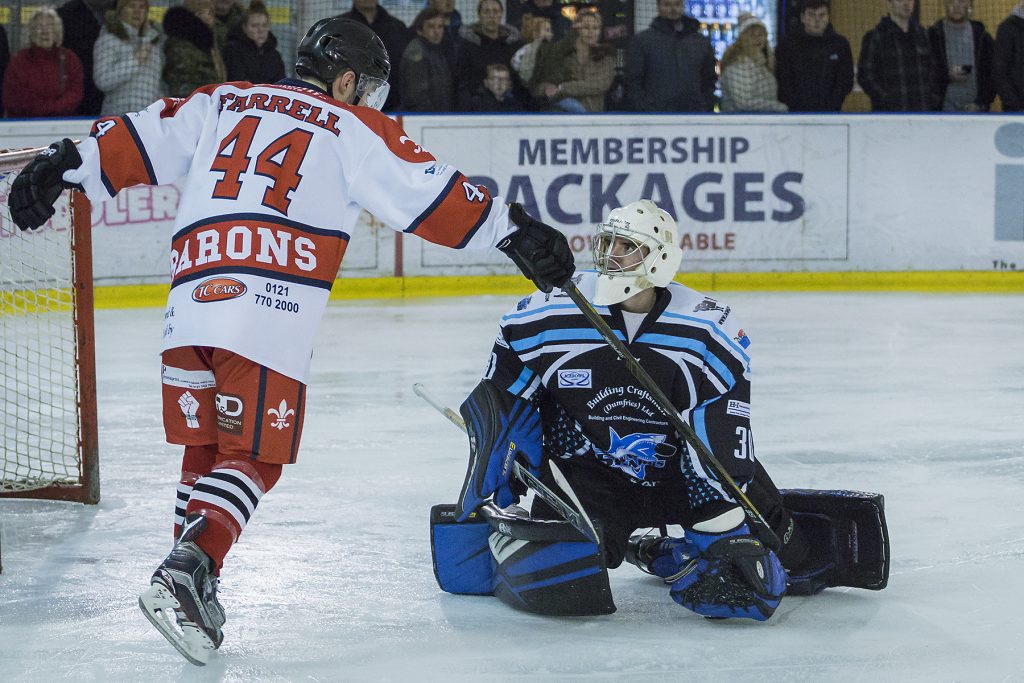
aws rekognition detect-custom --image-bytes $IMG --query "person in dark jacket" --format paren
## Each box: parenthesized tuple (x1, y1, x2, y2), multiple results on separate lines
(624, 0, 716, 112)
(456, 0, 524, 108)
(428, 0, 463, 75)
(775, 0, 854, 112)
(163, 0, 227, 97)
(0, 25, 10, 115)
(467, 62, 526, 111)
(857, 0, 942, 111)
(400, 7, 455, 111)
(340, 0, 410, 111)
(223, 1, 285, 84)
(57, 0, 110, 115)
(994, 1, 1024, 111)
(927, 0, 995, 112)
(212, 0, 243, 46)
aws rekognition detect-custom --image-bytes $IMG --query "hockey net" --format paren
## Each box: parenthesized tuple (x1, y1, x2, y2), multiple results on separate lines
(0, 147, 98, 504)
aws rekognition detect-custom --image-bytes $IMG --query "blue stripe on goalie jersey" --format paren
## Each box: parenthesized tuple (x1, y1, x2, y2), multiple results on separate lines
(501, 302, 606, 322)
(634, 333, 737, 389)
(507, 366, 536, 396)
(510, 327, 626, 354)
(658, 311, 752, 368)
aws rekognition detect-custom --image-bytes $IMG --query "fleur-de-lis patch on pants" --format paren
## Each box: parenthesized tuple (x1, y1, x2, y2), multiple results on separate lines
(267, 399, 295, 430)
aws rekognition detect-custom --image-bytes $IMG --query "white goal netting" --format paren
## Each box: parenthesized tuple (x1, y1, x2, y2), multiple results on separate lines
(0, 165, 96, 501)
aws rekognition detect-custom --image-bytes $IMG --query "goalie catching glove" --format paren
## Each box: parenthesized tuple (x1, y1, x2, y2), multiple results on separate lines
(10, 138, 83, 231)
(666, 508, 787, 621)
(499, 203, 575, 294)
(456, 380, 542, 521)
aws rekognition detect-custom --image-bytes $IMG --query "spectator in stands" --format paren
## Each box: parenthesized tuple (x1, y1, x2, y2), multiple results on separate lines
(511, 14, 553, 85)
(428, 0, 462, 75)
(57, 0, 110, 115)
(775, 0, 853, 112)
(467, 62, 526, 111)
(993, 0, 1024, 111)
(340, 0, 410, 112)
(624, 0, 716, 112)
(509, 0, 571, 41)
(531, 7, 615, 112)
(457, 0, 524, 108)
(3, 8, 84, 117)
(400, 7, 455, 111)
(928, 0, 995, 112)
(163, 0, 227, 97)
(93, 0, 165, 116)
(720, 12, 787, 112)
(212, 0, 243, 46)
(0, 26, 10, 115)
(223, 1, 285, 85)
(857, 0, 941, 111)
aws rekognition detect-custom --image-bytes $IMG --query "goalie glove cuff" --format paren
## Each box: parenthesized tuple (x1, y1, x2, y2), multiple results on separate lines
(500, 203, 575, 294)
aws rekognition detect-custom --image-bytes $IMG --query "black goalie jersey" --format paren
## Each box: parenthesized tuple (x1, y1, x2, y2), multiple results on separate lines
(485, 271, 757, 509)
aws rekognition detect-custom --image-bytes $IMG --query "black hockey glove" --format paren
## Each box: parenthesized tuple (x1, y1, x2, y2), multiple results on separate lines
(10, 138, 83, 231)
(499, 203, 575, 294)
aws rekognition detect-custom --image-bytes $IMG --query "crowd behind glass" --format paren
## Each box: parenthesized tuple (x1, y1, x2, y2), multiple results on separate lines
(1, 0, 1021, 118)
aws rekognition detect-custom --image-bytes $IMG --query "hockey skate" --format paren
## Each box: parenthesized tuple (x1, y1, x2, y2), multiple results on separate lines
(625, 533, 694, 578)
(138, 540, 225, 666)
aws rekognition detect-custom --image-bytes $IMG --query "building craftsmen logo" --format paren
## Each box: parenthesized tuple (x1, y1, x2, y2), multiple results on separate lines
(267, 400, 294, 430)
(192, 277, 247, 303)
(215, 393, 244, 434)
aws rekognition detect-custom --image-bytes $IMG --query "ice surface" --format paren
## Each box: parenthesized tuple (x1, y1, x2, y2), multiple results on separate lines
(2, 292, 1023, 681)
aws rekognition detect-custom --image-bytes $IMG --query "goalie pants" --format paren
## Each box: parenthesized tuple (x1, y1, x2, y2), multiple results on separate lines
(530, 458, 701, 568)
(530, 457, 809, 571)
(160, 346, 306, 571)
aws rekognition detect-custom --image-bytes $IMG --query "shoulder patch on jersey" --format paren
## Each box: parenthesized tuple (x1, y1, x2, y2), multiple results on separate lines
(734, 329, 751, 348)
(693, 297, 727, 314)
(516, 295, 532, 311)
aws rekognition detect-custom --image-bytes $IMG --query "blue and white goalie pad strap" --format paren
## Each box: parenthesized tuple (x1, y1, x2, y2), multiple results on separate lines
(456, 380, 542, 521)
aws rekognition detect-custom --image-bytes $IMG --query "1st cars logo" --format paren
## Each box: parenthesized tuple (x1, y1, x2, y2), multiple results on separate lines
(192, 277, 247, 303)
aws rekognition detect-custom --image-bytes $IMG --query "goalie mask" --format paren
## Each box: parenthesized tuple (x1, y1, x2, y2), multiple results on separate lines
(295, 18, 391, 110)
(592, 200, 683, 306)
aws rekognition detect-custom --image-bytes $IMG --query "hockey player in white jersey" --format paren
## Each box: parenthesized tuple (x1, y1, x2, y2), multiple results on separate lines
(443, 200, 889, 620)
(8, 18, 573, 665)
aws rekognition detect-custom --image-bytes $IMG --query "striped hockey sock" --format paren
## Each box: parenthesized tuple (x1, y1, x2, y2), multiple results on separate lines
(174, 444, 218, 540)
(180, 457, 282, 572)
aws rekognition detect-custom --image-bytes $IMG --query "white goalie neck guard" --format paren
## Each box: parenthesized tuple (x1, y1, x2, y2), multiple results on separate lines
(591, 200, 683, 306)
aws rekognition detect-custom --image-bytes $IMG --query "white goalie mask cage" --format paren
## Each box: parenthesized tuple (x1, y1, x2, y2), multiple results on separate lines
(592, 200, 683, 306)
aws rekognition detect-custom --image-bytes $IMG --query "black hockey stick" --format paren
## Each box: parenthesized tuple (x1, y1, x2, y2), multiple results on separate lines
(412, 382, 599, 544)
(559, 282, 781, 552)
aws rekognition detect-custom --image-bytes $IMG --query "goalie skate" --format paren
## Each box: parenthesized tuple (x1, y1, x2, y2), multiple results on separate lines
(138, 541, 225, 666)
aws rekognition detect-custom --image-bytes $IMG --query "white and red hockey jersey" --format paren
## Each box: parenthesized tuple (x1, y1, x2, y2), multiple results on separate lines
(66, 79, 515, 381)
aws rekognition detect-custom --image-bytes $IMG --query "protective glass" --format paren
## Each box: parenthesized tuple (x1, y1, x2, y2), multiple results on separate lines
(356, 74, 390, 111)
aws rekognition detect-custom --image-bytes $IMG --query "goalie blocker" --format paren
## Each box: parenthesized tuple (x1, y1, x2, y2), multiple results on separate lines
(430, 503, 616, 617)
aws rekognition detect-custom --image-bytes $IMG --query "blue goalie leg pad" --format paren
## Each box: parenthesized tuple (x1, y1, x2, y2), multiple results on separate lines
(430, 504, 494, 595)
(483, 504, 615, 616)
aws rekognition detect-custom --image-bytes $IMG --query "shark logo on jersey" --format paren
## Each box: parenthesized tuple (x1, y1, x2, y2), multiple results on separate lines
(595, 428, 675, 479)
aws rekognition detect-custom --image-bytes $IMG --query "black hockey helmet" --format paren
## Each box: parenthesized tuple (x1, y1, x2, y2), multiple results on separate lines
(295, 18, 391, 109)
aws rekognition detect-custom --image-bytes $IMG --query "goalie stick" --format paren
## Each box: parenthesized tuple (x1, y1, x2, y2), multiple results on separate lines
(411, 382, 599, 544)
(559, 282, 782, 552)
